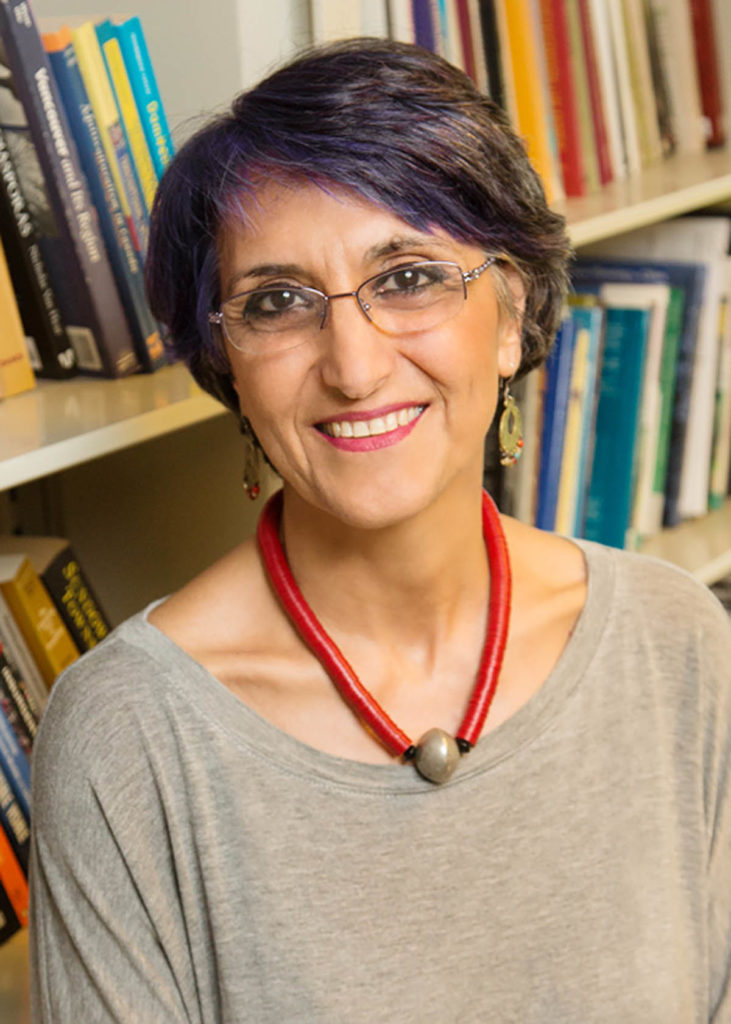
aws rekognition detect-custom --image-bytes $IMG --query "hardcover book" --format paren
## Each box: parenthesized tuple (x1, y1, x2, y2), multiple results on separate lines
(0, 758, 29, 873)
(0, 589, 47, 712)
(0, 0, 139, 378)
(536, 311, 576, 531)
(0, 232, 34, 398)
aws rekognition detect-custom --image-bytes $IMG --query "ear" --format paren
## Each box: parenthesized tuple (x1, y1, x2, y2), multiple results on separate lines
(496, 265, 525, 378)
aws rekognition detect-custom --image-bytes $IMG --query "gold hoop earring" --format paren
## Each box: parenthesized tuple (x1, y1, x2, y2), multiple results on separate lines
(240, 417, 262, 499)
(498, 379, 524, 467)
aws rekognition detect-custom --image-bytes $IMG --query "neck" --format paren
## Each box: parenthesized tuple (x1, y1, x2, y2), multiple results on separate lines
(278, 478, 489, 647)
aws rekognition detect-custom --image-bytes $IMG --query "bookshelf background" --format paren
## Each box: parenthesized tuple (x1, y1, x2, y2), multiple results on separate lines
(0, 0, 731, 1016)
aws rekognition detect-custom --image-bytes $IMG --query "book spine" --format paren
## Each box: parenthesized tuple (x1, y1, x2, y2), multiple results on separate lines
(536, 313, 576, 530)
(0, 591, 47, 713)
(41, 545, 111, 653)
(538, 0, 585, 197)
(0, 648, 37, 758)
(0, 233, 35, 399)
(0, 0, 139, 378)
(45, 36, 164, 372)
(455, 0, 477, 81)
(0, 760, 29, 874)
(689, 0, 725, 147)
(576, 0, 613, 183)
(411, 0, 436, 49)
(0, 882, 21, 945)
(0, 697, 30, 822)
(96, 22, 157, 214)
(0, 558, 79, 688)
(0, 126, 75, 378)
(0, 816, 28, 927)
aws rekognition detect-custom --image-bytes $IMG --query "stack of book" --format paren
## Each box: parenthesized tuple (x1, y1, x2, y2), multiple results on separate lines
(504, 215, 731, 549)
(0, 1, 174, 395)
(313, 0, 728, 206)
(0, 535, 110, 945)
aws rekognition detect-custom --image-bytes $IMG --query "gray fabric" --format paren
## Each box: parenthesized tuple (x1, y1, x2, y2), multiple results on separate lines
(29, 541, 731, 1023)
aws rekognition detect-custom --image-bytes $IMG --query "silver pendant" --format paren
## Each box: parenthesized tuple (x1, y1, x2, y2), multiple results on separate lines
(413, 728, 461, 784)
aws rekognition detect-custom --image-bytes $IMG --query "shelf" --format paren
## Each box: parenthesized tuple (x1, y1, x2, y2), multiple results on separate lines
(0, 364, 225, 491)
(562, 147, 731, 247)
(638, 500, 731, 585)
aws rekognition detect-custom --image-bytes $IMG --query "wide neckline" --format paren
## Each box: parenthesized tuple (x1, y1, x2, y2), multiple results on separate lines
(123, 538, 615, 795)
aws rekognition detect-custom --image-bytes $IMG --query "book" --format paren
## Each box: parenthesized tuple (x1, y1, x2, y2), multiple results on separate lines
(510, 368, 543, 525)
(708, 264, 731, 508)
(111, 15, 174, 180)
(0, 685, 30, 823)
(620, 0, 663, 166)
(572, 257, 706, 529)
(455, 0, 477, 82)
(0, 121, 75, 378)
(584, 306, 650, 548)
(0, 536, 110, 653)
(0, 880, 21, 945)
(410, 0, 435, 50)
(586, 0, 627, 179)
(70, 19, 149, 256)
(598, 281, 671, 543)
(0, 646, 37, 759)
(576, 0, 612, 183)
(0, 553, 79, 687)
(500, 0, 563, 203)
(43, 28, 165, 372)
(564, 0, 600, 192)
(0, 233, 34, 398)
(0, 759, 29, 874)
(0, 589, 47, 712)
(605, 0, 643, 174)
(0, 812, 28, 926)
(642, 0, 676, 156)
(538, 0, 585, 197)
(557, 300, 604, 536)
(536, 311, 576, 531)
(0, 0, 139, 378)
(646, 0, 705, 156)
(95, 20, 157, 215)
(582, 217, 731, 521)
(387, 0, 415, 42)
(689, 0, 725, 147)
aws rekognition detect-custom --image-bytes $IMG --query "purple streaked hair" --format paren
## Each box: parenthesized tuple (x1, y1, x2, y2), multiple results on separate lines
(145, 37, 571, 414)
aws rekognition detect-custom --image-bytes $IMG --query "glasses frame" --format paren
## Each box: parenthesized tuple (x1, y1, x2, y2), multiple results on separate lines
(208, 254, 496, 350)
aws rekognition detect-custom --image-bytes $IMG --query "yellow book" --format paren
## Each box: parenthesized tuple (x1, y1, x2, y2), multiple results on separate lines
(68, 21, 149, 253)
(500, 0, 563, 204)
(0, 238, 35, 399)
(97, 26, 157, 212)
(0, 555, 79, 687)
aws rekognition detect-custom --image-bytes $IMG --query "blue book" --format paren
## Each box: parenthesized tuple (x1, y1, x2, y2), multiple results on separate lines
(45, 34, 165, 372)
(566, 302, 605, 536)
(572, 259, 706, 527)
(411, 0, 436, 51)
(536, 313, 577, 531)
(113, 16, 174, 179)
(0, 701, 30, 825)
(584, 307, 650, 549)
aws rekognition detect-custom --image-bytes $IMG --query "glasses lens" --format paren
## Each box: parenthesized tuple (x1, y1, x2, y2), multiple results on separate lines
(222, 286, 325, 351)
(359, 261, 465, 334)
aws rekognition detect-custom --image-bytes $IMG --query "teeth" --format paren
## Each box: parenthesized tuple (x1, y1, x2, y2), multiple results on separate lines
(321, 406, 424, 439)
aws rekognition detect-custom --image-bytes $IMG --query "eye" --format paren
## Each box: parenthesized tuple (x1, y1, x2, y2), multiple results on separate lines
(243, 287, 315, 319)
(371, 262, 450, 298)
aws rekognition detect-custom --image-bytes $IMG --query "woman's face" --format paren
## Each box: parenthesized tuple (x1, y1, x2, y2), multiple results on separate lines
(218, 180, 522, 528)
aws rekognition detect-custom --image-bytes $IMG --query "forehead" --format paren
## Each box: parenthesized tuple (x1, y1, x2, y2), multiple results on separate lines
(217, 179, 467, 271)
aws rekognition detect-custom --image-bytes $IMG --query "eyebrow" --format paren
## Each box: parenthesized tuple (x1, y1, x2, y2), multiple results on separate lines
(222, 234, 453, 297)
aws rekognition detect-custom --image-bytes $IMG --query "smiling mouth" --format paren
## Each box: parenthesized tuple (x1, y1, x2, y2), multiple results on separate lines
(317, 405, 426, 439)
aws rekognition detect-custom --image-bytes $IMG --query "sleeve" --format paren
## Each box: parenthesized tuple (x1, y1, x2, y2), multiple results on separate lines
(704, 596, 731, 1022)
(29, 650, 197, 1024)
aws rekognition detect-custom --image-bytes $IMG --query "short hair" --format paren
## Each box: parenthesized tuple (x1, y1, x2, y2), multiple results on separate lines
(145, 37, 572, 415)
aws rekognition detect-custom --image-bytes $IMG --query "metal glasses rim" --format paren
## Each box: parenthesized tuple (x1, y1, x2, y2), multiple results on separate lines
(207, 254, 497, 327)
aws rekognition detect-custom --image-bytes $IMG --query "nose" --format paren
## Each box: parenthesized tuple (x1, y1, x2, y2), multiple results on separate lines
(317, 293, 395, 400)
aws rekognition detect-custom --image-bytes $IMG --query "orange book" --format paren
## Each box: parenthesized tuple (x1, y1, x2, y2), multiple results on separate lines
(0, 555, 79, 687)
(500, 0, 564, 203)
(0, 819, 28, 928)
(0, 236, 35, 400)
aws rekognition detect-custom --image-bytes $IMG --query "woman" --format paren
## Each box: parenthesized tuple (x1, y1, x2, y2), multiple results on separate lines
(30, 39, 730, 1022)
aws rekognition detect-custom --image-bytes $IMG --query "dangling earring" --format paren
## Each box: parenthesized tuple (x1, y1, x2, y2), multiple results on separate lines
(498, 378, 524, 467)
(240, 416, 262, 499)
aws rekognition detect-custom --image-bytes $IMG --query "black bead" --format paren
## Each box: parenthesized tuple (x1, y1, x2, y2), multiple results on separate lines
(403, 745, 416, 761)
(456, 738, 473, 755)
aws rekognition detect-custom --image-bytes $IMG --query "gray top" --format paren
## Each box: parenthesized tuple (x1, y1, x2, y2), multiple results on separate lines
(29, 541, 731, 1023)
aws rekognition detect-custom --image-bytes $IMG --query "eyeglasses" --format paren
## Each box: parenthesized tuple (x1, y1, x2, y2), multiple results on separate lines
(208, 255, 496, 354)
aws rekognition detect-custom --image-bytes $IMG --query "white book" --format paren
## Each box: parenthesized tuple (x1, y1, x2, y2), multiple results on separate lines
(599, 282, 671, 541)
(387, 0, 415, 42)
(620, 0, 663, 165)
(311, 1, 365, 43)
(646, 0, 705, 155)
(583, 216, 731, 520)
(360, 0, 389, 37)
(606, 0, 642, 174)
(587, 0, 627, 180)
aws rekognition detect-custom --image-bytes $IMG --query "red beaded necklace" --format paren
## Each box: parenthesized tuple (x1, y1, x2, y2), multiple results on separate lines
(256, 490, 511, 783)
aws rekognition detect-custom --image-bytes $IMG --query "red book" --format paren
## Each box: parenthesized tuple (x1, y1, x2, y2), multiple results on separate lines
(690, 0, 725, 147)
(538, 0, 585, 196)
(0, 820, 28, 928)
(577, 0, 612, 184)
(455, 0, 477, 82)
